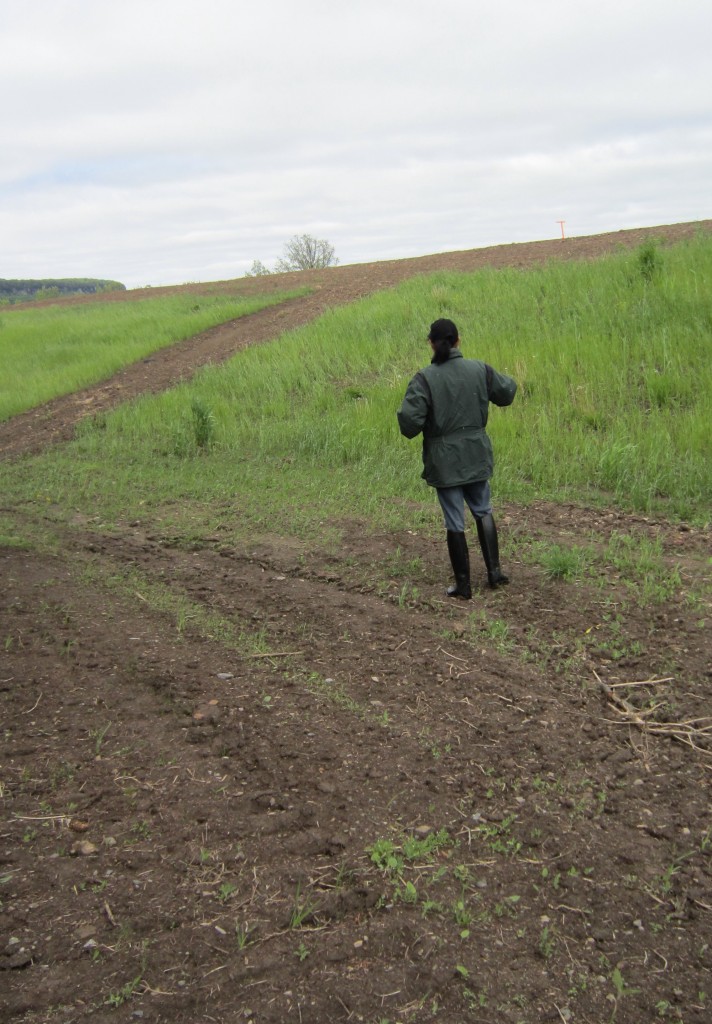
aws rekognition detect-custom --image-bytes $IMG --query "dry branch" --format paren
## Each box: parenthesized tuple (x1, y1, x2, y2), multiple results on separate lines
(594, 671, 712, 765)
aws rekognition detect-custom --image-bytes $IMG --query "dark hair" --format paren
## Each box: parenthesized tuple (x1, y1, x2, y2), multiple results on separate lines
(428, 318, 459, 364)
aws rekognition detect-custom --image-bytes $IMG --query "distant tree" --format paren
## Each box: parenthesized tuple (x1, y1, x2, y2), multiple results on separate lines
(244, 259, 273, 278)
(275, 234, 338, 272)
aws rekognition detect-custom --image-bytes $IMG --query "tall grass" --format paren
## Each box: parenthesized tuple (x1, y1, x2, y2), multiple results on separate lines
(0, 289, 305, 421)
(2, 233, 710, 535)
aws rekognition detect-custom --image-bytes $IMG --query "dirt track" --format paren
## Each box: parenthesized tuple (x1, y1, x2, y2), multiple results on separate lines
(2, 223, 711, 1024)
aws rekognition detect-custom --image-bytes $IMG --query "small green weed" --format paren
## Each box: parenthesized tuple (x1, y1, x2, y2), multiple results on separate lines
(106, 972, 143, 1007)
(472, 815, 522, 857)
(537, 924, 556, 960)
(463, 987, 488, 1011)
(467, 609, 513, 652)
(368, 838, 404, 876)
(190, 398, 216, 450)
(90, 722, 111, 755)
(637, 238, 662, 281)
(235, 922, 253, 949)
(289, 884, 317, 929)
(368, 829, 452, 877)
(130, 820, 151, 841)
(397, 581, 420, 607)
(493, 894, 521, 918)
(610, 966, 641, 1015)
(452, 896, 473, 938)
(217, 882, 238, 903)
(401, 828, 452, 862)
(394, 880, 418, 904)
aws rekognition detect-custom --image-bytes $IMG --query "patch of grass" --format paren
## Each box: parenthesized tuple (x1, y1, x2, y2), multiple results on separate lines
(539, 542, 592, 581)
(517, 527, 686, 609)
(79, 557, 267, 654)
(604, 531, 682, 604)
(382, 546, 425, 579)
(0, 530, 32, 549)
(0, 289, 306, 421)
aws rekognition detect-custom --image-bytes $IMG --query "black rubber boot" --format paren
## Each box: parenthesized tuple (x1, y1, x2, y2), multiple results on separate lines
(475, 513, 510, 588)
(446, 530, 472, 599)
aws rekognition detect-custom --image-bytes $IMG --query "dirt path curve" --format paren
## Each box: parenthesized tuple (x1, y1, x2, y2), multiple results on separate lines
(2, 220, 709, 459)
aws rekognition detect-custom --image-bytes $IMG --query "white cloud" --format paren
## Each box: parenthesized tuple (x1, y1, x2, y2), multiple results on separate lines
(1, 0, 711, 287)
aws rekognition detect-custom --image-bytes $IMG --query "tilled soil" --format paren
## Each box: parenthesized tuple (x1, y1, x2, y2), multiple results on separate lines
(2, 224, 711, 1024)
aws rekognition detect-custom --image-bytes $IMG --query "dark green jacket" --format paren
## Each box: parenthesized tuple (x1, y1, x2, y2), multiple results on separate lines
(397, 349, 517, 488)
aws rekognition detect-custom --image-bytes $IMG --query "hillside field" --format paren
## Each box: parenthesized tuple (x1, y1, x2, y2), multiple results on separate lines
(1, 222, 711, 1024)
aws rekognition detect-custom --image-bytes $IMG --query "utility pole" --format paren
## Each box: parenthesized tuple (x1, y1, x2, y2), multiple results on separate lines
(557, 220, 566, 240)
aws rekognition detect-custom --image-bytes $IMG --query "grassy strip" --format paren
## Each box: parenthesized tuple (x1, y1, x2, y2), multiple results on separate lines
(1, 233, 710, 532)
(517, 531, 684, 605)
(78, 557, 270, 655)
(0, 289, 306, 421)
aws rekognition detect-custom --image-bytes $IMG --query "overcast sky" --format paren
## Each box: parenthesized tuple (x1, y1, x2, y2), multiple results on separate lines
(2, 0, 711, 289)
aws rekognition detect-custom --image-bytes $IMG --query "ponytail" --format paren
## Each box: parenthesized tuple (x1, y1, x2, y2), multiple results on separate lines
(428, 318, 459, 365)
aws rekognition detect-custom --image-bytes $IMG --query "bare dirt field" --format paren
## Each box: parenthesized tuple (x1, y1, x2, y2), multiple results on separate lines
(2, 223, 711, 1024)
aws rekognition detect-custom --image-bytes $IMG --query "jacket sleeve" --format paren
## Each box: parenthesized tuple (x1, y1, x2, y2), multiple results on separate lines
(486, 364, 517, 407)
(397, 371, 431, 438)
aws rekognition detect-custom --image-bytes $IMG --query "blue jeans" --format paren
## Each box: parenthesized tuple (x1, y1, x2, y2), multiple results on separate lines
(436, 481, 492, 532)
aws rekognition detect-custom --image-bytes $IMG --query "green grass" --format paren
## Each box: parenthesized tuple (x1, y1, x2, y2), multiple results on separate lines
(0, 289, 305, 421)
(1, 233, 711, 538)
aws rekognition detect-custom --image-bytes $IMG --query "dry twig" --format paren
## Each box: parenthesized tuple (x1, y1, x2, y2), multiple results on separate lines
(594, 671, 712, 764)
(249, 650, 303, 659)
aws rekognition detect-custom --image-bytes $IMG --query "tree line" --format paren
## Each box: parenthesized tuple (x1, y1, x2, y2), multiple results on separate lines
(0, 278, 126, 303)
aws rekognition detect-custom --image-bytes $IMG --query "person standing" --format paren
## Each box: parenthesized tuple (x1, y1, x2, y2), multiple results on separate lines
(397, 318, 517, 599)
